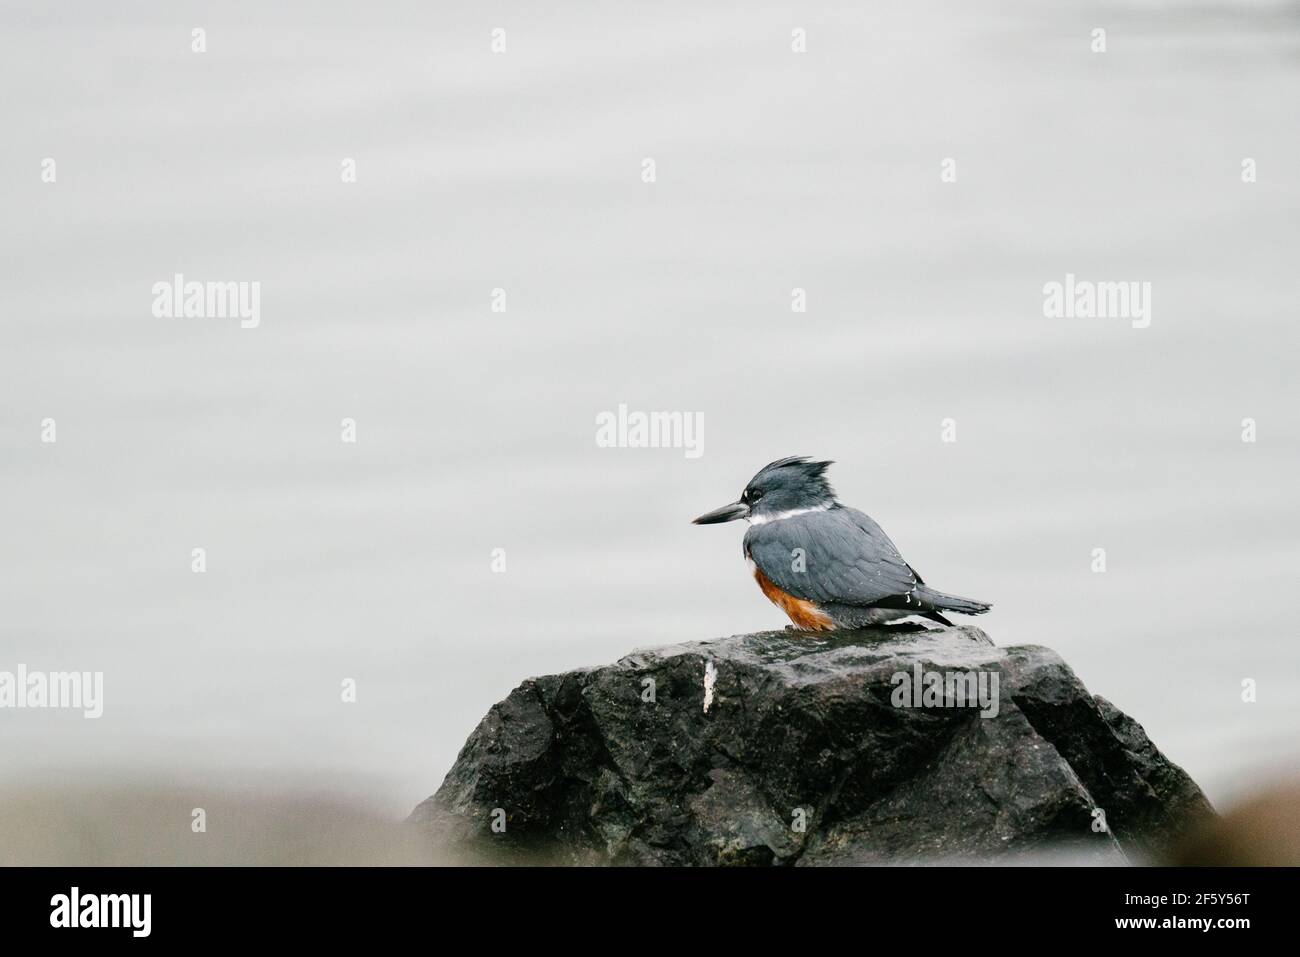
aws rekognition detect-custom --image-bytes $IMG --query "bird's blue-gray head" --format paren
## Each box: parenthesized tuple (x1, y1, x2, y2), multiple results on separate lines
(692, 456, 837, 525)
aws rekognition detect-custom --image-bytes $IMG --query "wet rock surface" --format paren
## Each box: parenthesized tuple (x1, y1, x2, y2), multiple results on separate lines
(409, 625, 1213, 865)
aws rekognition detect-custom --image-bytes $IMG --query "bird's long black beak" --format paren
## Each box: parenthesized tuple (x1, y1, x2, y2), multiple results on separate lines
(692, 501, 749, 525)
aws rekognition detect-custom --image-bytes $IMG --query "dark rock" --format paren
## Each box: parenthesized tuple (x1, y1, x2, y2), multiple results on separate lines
(409, 625, 1213, 865)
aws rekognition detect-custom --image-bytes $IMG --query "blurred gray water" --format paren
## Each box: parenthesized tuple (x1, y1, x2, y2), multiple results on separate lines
(2, 0, 1298, 824)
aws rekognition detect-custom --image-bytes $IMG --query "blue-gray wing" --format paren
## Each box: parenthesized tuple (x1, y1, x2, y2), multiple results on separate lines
(743, 506, 918, 606)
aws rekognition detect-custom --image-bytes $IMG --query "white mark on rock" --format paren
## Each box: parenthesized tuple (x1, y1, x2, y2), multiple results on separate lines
(703, 660, 718, 713)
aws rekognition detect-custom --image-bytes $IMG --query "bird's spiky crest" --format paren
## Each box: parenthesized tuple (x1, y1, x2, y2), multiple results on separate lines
(754, 456, 837, 502)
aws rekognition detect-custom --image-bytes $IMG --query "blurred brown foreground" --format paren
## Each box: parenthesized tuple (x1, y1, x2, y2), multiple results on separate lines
(1, 778, 1295, 866)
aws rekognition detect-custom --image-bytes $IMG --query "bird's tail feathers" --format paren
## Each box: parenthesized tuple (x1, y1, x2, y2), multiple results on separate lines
(921, 589, 991, 616)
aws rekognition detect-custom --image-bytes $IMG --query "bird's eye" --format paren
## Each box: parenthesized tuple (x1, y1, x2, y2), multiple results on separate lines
(749, 489, 763, 501)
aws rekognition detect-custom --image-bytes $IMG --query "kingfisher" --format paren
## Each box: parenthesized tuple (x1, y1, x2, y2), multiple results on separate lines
(692, 456, 991, 630)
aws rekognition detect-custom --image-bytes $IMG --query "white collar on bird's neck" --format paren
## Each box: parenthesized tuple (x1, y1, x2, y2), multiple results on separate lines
(747, 503, 832, 526)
